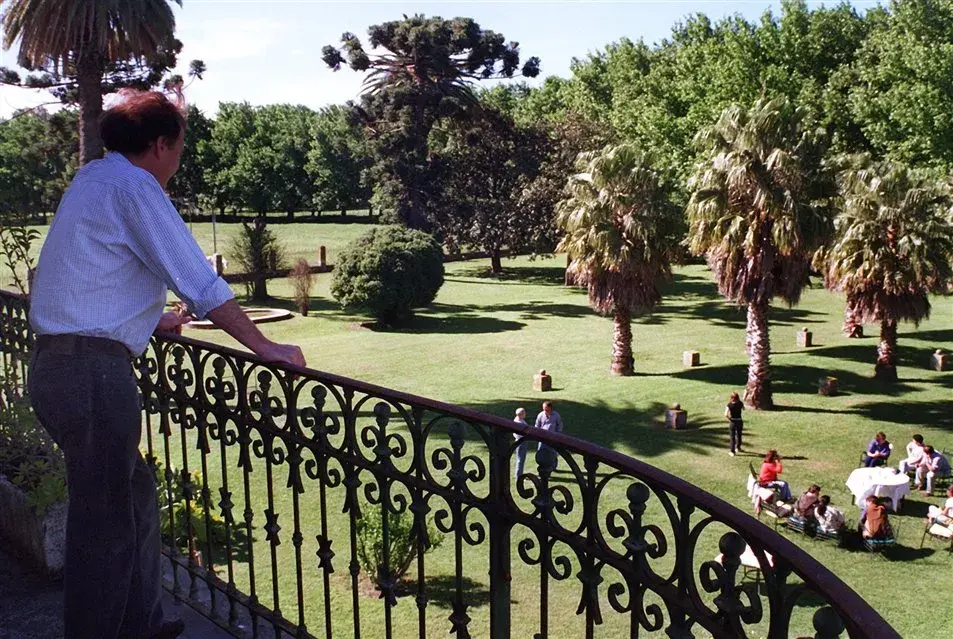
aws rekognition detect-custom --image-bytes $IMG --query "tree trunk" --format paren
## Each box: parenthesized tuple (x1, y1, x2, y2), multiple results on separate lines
(843, 297, 864, 338)
(252, 275, 269, 303)
(287, 210, 294, 221)
(744, 303, 773, 409)
(490, 249, 503, 275)
(875, 319, 898, 382)
(76, 53, 105, 165)
(610, 309, 634, 376)
(341, 207, 347, 218)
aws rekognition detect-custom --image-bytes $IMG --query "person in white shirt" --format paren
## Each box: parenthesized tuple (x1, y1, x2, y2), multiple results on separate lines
(916, 446, 952, 493)
(29, 91, 305, 639)
(927, 485, 953, 526)
(513, 407, 531, 479)
(814, 495, 845, 534)
(898, 434, 925, 474)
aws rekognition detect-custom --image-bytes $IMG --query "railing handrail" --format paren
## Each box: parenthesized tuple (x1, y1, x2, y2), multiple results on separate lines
(0, 288, 899, 638)
(158, 330, 897, 638)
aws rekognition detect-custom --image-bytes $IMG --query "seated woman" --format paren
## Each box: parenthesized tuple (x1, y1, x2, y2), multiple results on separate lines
(861, 495, 892, 539)
(814, 496, 845, 534)
(794, 484, 822, 519)
(759, 450, 792, 502)
(862, 432, 891, 467)
(927, 485, 953, 526)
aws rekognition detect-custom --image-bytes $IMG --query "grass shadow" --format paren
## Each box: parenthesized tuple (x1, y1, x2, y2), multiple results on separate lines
(415, 575, 492, 610)
(477, 301, 592, 320)
(459, 398, 728, 457)
(671, 363, 918, 398)
(806, 342, 945, 372)
(452, 264, 567, 287)
(850, 400, 952, 430)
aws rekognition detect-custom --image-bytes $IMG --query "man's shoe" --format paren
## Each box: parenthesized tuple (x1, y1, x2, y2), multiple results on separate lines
(148, 619, 185, 639)
(729, 451, 735, 457)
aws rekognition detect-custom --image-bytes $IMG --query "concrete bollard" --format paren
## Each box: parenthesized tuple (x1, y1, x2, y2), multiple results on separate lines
(318, 245, 327, 268)
(533, 369, 552, 392)
(683, 350, 700, 367)
(796, 327, 813, 348)
(665, 403, 687, 429)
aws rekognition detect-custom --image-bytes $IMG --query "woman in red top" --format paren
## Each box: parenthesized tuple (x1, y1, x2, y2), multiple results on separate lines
(759, 450, 792, 501)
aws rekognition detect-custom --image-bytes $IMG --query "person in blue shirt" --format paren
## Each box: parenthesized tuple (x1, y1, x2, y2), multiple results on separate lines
(535, 401, 564, 470)
(29, 91, 305, 639)
(862, 432, 891, 467)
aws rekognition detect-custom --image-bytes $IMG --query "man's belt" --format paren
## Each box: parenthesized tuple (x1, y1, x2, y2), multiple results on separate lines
(35, 334, 133, 359)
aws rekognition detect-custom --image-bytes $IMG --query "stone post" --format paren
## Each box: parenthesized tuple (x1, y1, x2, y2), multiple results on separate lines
(818, 376, 839, 397)
(683, 351, 700, 367)
(796, 327, 813, 348)
(533, 369, 552, 392)
(932, 349, 951, 372)
(207, 253, 225, 276)
(665, 404, 687, 429)
(318, 245, 327, 268)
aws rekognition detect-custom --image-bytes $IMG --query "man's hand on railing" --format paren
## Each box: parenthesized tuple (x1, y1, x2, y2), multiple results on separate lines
(255, 342, 306, 368)
(154, 311, 192, 336)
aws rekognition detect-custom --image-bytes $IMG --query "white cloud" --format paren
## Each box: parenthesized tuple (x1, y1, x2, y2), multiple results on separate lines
(178, 18, 284, 63)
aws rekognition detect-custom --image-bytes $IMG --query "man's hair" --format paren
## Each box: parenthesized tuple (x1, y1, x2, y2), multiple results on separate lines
(816, 503, 827, 517)
(820, 495, 831, 506)
(866, 495, 878, 504)
(542, 401, 553, 409)
(100, 91, 187, 155)
(924, 445, 935, 454)
(913, 434, 924, 444)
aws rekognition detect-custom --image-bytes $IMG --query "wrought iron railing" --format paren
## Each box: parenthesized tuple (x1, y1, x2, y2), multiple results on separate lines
(0, 289, 899, 638)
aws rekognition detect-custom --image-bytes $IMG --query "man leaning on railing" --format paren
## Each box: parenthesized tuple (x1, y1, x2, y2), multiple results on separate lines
(27, 90, 306, 639)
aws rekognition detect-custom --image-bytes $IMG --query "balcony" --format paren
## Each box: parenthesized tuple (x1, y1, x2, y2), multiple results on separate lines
(0, 290, 898, 638)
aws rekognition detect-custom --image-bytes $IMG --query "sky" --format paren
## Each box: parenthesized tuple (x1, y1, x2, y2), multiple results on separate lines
(0, 0, 881, 119)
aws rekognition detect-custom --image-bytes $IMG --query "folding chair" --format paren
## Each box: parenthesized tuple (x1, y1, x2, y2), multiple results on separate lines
(920, 519, 953, 552)
(747, 463, 790, 530)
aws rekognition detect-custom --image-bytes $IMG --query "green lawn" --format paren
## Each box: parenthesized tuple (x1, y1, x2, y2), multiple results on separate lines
(150, 254, 953, 638)
(4, 221, 370, 291)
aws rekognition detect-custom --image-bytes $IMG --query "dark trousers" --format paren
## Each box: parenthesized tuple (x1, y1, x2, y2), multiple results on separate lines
(729, 420, 743, 453)
(29, 348, 163, 639)
(863, 455, 886, 468)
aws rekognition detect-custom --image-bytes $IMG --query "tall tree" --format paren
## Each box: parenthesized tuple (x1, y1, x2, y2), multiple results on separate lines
(435, 106, 551, 274)
(322, 15, 540, 230)
(0, 108, 78, 218)
(202, 102, 256, 216)
(687, 97, 835, 408)
(849, 0, 953, 172)
(819, 160, 953, 381)
(1, 0, 197, 164)
(307, 105, 371, 216)
(556, 144, 679, 376)
(168, 104, 212, 214)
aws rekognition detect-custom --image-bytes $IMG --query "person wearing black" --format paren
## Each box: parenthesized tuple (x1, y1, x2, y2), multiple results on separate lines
(725, 392, 744, 456)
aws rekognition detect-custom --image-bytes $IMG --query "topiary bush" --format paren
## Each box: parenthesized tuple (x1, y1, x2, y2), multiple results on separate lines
(331, 226, 444, 326)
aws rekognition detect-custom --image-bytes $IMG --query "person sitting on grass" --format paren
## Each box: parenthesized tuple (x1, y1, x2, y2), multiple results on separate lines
(814, 496, 845, 535)
(915, 446, 951, 494)
(861, 495, 892, 539)
(758, 450, 792, 502)
(927, 485, 953, 526)
(794, 484, 822, 520)
(898, 434, 925, 474)
(862, 432, 891, 467)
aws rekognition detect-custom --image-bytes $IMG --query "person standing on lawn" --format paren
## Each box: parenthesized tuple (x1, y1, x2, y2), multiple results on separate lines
(725, 391, 744, 456)
(28, 91, 305, 639)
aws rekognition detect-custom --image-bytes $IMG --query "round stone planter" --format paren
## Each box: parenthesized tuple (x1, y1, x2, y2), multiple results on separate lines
(0, 475, 66, 576)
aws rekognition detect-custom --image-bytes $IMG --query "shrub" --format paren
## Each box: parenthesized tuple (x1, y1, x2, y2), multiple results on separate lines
(331, 226, 444, 326)
(228, 217, 287, 301)
(155, 461, 248, 564)
(356, 507, 442, 588)
(288, 258, 314, 316)
(0, 389, 67, 516)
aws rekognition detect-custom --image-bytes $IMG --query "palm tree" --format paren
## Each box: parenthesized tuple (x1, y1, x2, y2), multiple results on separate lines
(557, 144, 678, 376)
(687, 97, 835, 409)
(2, 0, 179, 164)
(819, 161, 953, 381)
